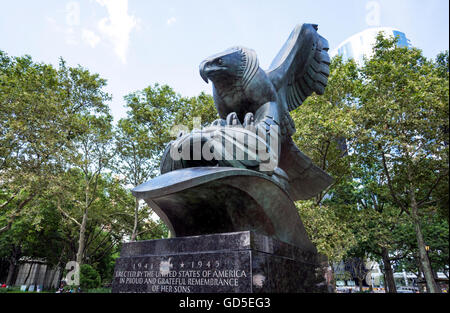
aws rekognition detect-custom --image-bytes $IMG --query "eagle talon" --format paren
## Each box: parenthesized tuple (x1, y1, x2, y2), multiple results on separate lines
(211, 119, 226, 127)
(226, 112, 241, 126)
(243, 113, 255, 127)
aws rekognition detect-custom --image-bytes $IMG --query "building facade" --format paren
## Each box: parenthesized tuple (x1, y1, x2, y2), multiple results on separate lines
(330, 27, 411, 65)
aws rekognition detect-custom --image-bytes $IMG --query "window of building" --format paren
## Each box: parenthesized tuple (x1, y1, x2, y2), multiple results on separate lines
(393, 30, 409, 47)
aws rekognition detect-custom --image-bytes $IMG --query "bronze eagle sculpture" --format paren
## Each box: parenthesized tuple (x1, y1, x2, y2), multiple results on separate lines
(160, 23, 333, 201)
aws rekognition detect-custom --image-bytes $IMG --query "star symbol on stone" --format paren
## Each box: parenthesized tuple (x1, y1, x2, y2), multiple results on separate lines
(180, 262, 185, 268)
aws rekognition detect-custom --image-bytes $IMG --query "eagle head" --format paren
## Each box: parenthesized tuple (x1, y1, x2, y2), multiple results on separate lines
(199, 46, 259, 90)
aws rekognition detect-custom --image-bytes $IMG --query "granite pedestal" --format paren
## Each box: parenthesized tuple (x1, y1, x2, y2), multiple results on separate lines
(112, 231, 327, 293)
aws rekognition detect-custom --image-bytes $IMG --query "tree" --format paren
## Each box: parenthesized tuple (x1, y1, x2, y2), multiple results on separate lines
(123, 84, 217, 163)
(0, 53, 117, 277)
(116, 84, 217, 239)
(0, 52, 69, 235)
(0, 52, 101, 284)
(113, 117, 158, 241)
(355, 34, 449, 292)
(292, 56, 360, 205)
(0, 191, 64, 285)
(51, 169, 136, 284)
(347, 257, 369, 291)
(292, 56, 360, 262)
(52, 61, 113, 267)
(342, 151, 409, 293)
(296, 200, 357, 263)
(395, 208, 449, 282)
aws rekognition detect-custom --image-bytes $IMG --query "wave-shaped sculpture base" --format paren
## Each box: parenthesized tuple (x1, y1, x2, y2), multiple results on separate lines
(132, 167, 316, 253)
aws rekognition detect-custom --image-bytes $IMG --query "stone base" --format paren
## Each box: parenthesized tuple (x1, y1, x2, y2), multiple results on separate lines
(112, 231, 328, 293)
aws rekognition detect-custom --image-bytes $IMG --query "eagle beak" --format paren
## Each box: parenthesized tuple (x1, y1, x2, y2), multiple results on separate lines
(199, 60, 209, 84)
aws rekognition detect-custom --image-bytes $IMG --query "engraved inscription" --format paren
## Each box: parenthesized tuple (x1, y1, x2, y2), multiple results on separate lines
(113, 252, 251, 293)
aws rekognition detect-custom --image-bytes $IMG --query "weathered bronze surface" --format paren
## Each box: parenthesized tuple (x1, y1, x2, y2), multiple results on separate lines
(133, 167, 316, 251)
(134, 23, 333, 250)
(114, 24, 334, 294)
(160, 23, 333, 201)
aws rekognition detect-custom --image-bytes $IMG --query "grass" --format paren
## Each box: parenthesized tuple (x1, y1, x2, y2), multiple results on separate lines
(84, 288, 111, 293)
(0, 286, 112, 293)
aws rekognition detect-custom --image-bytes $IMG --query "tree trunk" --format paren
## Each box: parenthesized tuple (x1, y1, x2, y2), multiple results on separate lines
(76, 208, 88, 266)
(130, 198, 139, 241)
(416, 259, 426, 293)
(409, 186, 440, 293)
(381, 247, 397, 293)
(5, 245, 21, 286)
(328, 265, 336, 293)
(5, 260, 16, 286)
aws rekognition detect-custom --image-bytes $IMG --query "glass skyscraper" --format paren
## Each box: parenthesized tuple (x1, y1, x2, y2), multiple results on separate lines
(330, 27, 411, 64)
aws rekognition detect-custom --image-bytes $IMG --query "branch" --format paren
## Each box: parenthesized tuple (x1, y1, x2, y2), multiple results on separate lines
(57, 200, 81, 227)
(418, 196, 447, 207)
(0, 194, 35, 234)
(417, 169, 448, 207)
(317, 172, 348, 205)
(0, 190, 20, 210)
(84, 224, 106, 254)
(86, 167, 102, 208)
(136, 224, 160, 237)
(90, 239, 117, 263)
(358, 199, 368, 210)
(86, 228, 113, 257)
(325, 145, 349, 171)
(111, 211, 134, 217)
(388, 253, 409, 262)
(322, 140, 331, 170)
(380, 149, 407, 212)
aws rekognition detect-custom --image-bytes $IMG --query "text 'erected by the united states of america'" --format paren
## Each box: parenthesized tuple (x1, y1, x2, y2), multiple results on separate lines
(115, 259, 248, 292)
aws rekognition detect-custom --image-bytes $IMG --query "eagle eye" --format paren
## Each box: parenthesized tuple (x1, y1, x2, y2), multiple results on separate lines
(217, 58, 223, 65)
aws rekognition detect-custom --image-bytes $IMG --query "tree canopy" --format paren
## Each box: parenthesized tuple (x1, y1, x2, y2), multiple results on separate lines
(0, 34, 448, 292)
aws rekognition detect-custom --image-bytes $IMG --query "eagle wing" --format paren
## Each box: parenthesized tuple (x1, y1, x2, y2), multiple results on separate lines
(266, 23, 330, 113)
(266, 24, 333, 201)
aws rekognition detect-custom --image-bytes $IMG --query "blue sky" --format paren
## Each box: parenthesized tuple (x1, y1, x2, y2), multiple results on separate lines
(1, 0, 448, 122)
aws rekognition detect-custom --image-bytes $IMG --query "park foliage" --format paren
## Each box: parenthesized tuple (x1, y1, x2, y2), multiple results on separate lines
(0, 34, 448, 292)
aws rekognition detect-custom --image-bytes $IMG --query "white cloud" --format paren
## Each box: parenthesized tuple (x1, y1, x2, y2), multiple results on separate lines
(167, 17, 176, 26)
(46, 16, 57, 25)
(65, 27, 79, 46)
(82, 29, 101, 48)
(96, 0, 138, 64)
(66, 1, 80, 27)
(45, 13, 78, 46)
